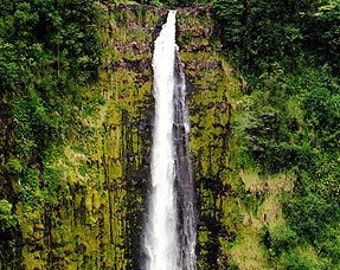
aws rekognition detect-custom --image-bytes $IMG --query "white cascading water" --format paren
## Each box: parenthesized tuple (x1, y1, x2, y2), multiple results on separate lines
(144, 10, 179, 270)
(144, 10, 197, 270)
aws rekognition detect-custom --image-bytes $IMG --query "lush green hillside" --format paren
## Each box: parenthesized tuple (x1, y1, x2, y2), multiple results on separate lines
(0, 0, 102, 268)
(213, 0, 340, 269)
(0, 1, 159, 268)
(0, 0, 339, 269)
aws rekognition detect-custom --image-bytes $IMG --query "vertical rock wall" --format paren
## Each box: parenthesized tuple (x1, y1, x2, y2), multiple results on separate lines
(177, 6, 239, 269)
(10, 5, 166, 269)
(1, 4, 241, 269)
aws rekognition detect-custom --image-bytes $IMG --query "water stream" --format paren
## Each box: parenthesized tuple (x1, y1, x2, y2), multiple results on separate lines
(143, 11, 197, 270)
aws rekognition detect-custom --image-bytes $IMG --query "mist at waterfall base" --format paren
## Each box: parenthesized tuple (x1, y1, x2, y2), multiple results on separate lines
(143, 11, 197, 270)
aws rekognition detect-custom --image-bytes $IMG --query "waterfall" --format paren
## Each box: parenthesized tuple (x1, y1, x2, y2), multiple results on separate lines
(143, 10, 197, 270)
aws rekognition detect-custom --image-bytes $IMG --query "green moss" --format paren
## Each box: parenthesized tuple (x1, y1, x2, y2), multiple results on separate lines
(5, 5, 161, 269)
(4, 4, 296, 269)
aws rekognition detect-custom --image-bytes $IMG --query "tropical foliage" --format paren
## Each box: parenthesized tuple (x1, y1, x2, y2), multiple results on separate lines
(0, 0, 339, 269)
(213, 0, 340, 268)
(0, 0, 101, 266)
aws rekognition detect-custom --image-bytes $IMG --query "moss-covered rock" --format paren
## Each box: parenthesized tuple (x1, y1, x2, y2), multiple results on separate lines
(0, 3, 299, 270)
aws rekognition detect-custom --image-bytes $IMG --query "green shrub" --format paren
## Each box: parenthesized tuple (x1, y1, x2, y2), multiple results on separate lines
(268, 222, 298, 254)
(0, 200, 18, 234)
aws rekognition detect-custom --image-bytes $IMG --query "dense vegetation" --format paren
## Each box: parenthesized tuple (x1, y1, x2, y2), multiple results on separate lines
(0, 0, 338, 269)
(113, 0, 210, 7)
(1, 2, 163, 268)
(213, 0, 340, 268)
(0, 0, 101, 267)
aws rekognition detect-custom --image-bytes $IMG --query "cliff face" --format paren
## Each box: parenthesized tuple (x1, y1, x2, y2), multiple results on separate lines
(0, 4, 241, 269)
(12, 5, 162, 269)
(176, 7, 238, 269)
(0, 4, 239, 269)
(8, 4, 233, 269)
